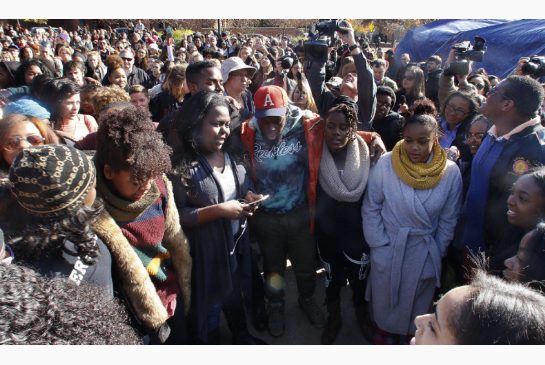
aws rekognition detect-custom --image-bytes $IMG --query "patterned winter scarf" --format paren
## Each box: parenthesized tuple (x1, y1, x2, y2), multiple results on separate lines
(391, 140, 447, 190)
(96, 171, 173, 282)
(319, 134, 370, 202)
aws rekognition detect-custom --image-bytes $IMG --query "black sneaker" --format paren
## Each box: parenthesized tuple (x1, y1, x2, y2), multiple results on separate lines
(267, 301, 285, 337)
(298, 296, 326, 328)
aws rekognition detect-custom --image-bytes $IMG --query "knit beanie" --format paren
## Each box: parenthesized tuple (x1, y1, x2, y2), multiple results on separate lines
(9, 144, 96, 217)
(3, 98, 51, 120)
(376, 85, 397, 107)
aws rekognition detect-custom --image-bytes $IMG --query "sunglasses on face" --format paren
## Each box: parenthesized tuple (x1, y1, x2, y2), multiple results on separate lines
(472, 82, 485, 90)
(4, 134, 45, 150)
(403, 75, 415, 81)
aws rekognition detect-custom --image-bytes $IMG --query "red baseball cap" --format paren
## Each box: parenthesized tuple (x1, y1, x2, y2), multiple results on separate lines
(254, 85, 289, 119)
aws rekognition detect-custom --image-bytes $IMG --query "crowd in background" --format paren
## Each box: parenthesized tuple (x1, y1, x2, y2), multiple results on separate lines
(1, 19, 545, 346)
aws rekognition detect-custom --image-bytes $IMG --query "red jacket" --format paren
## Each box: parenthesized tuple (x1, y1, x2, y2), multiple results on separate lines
(241, 115, 376, 233)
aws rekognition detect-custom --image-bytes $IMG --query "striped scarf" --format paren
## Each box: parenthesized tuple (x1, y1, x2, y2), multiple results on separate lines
(391, 140, 447, 190)
(96, 172, 174, 283)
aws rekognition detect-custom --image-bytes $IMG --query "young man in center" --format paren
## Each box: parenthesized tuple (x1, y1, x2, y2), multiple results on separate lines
(241, 85, 384, 337)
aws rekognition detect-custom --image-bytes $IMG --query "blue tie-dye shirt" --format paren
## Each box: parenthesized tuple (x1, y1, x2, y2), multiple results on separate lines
(250, 106, 309, 214)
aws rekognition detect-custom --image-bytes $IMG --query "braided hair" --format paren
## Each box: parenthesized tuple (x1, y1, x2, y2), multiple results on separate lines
(326, 103, 358, 143)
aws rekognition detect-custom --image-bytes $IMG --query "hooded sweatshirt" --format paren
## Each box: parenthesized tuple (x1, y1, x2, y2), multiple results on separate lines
(249, 105, 309, 214)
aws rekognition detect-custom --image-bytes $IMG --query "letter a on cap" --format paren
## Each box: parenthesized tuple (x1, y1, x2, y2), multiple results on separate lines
(263, 93, 275, 107)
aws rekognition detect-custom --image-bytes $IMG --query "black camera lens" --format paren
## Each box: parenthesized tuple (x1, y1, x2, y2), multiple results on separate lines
(281, 57, 293, 70)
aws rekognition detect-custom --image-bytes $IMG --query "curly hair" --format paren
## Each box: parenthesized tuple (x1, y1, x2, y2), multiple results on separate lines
(95, 105, 172, 185)
(4, 199, 103, 266)
(0, 264, 142, 345)
(92, 85, 130, 114)
(326, 103, 358, 143)
(104, 54, 124, 76)
(171, 91, 230, 183)
(411, 98, 438, 118)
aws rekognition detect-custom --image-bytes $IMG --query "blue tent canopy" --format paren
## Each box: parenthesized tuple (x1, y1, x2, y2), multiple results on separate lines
(395, 19, 545, 78)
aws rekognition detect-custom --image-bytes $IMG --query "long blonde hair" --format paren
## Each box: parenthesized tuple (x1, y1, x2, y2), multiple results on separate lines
(290, 75, 318, 113)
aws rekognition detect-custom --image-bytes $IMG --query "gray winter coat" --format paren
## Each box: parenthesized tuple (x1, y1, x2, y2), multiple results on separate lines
(362, 152, 462, 334)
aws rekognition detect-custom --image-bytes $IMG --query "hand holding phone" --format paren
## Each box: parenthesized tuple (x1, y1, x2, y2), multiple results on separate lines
(238, 194, 270, 215)
(247, 194, 270, 206)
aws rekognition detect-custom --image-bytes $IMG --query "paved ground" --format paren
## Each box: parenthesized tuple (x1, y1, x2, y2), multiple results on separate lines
(219, 257, 372, 345)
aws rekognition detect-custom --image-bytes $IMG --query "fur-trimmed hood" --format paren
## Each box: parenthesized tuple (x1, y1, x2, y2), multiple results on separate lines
(92, 175, 191, 333)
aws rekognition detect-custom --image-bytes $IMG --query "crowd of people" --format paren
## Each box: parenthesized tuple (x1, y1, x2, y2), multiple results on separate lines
(1, 19, 545, 346)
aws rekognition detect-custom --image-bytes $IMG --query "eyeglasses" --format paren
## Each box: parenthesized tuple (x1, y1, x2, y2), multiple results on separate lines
(4, 135, 45, 150)
(403, 75, 415, 81)
(472, 83, 485, 90)
(466, 132, 486, 142)
(121, 57, 133, 61)
(445, 103, 469, 118)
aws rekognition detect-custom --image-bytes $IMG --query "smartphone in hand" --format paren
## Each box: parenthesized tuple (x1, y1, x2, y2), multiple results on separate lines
(247, 194, 270, 206)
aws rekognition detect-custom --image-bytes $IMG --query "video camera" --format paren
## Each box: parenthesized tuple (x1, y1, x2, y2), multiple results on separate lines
(521, 56, 545, 79)
(444, 36, 487, 76)
(280, 55, 294, 70)
(304, 19, 348, 63)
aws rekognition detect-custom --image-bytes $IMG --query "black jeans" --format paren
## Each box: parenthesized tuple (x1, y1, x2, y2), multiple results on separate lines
(252, 206, 317, 302)
(317, 234, 367, 306)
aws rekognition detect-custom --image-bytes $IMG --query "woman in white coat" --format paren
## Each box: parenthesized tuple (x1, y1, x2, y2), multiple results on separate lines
(362, 113, 462, 343)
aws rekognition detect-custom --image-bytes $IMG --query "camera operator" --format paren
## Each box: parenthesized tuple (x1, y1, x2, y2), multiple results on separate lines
(438, 48, 480, 109)
(513, 57, 531, 76)
(517, 56, 545, 83)
(306, 20, 377, 131)
(264, 55, 298, 98)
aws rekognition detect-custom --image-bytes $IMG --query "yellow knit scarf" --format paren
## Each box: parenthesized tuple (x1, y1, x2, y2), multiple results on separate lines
(391, 140, 447, 190)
